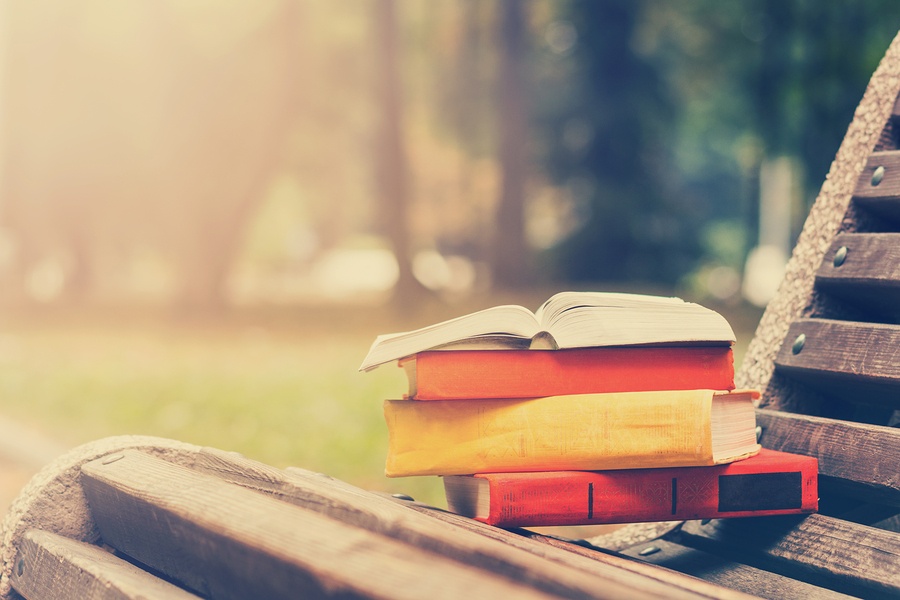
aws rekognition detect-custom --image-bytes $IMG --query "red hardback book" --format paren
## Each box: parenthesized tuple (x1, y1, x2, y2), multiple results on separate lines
(401, 346, 734, 400)
(443, 449, 818, 527)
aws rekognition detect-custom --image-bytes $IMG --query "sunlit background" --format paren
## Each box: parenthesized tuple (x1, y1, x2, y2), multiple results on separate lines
(1, 0, 899, 509)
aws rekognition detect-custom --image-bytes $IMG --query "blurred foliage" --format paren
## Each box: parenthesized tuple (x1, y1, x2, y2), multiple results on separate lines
(535, 0, 697, 284)
(1, 1, 900, 307)
(536, 0, 900, 287)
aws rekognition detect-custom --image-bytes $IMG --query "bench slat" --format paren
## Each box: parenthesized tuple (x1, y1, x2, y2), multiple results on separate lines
(80, 450, 559, 600)
(676, 515, 900, 599)
(396, 500, 758, 600)
(10, 529, 201, 600)
(853, 150, 900, 199)
(196, 447, 756, 600)
(619, 539, 854, 600)
(815, 233, 900, 319)
(81, 449, 748, 600)
(755, 408, 900, 506)
(773, 318, 900, 410)
(851, 151, 900, 222)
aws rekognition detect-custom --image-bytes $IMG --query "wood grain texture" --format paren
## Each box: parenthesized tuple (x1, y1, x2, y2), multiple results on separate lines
(10, 529, 200, 600)
(852, 151, 900, 200)
(677, 515, 900, 599)
(755, 409, 900, 506)
(773, 318, 900, 409)
(193, 447, 755, 599)
(396, 499, 758, 600)
(815, 233, 900, 318)
(0, 435, 201, 600)
(619, 539, 852, 600)
(816, 232, 900, 281)
(80, 450, 558, 600)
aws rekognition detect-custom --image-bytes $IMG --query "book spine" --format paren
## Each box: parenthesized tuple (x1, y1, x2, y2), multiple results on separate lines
(383, 390, 722, 477)
(407, 347, 735, 400)
(477, 457, 818, 527)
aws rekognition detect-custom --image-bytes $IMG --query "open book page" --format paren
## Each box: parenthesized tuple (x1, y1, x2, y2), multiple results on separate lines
(360, 291, 736, 371)
(536, 292, 735, 349)
(534, 291, 689, 325)
(359, 304, 540, 371)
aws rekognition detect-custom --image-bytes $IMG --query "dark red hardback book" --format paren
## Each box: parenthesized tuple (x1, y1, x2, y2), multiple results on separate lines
(443, 449, 817, 527)
(402, 346, 734, 400)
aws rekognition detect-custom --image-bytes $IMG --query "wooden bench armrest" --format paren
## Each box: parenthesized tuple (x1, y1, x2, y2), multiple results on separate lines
(13, 530, 200, 600)
(1, 437, 763, 600)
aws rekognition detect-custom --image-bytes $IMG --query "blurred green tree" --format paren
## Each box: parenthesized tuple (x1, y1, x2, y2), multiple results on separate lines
(534, 0, 900, 287)
(535, 0, 700, 285)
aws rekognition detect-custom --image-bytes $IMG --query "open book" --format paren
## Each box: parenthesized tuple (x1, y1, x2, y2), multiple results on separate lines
(360, 291, 735, 371)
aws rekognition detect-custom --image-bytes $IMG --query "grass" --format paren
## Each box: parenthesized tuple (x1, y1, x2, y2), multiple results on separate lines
(0, 293, 763, 509)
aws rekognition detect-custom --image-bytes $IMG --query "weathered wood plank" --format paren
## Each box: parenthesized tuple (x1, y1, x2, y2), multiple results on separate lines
(676, 515, 900, 599)
(773, 318, 900, 410)
(10, 529, 200, 600)
(816, 233, 900, 286)
(395, 500, 756, 600)
(618, 539, 852, 600)
(755, 408, 900, 506)
(80, 450, 565, 600)
(853, 150, 900, 199)
(194, 448, 755, 599)
(815, 233, 900, 319)
(852, 151, 900, 222)
(81, 450, 742, 600)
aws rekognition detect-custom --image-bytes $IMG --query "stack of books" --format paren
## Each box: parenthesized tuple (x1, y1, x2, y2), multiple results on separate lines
(361, 292, 818, 528)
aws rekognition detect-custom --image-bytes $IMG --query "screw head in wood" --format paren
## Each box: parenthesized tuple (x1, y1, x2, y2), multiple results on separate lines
(833, 246, 848, 267)
(872, 165, 885, 186)
(792, 333, 806, 354)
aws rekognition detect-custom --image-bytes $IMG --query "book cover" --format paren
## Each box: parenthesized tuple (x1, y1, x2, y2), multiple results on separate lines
(402, 346, 735, 400)
(442, 449, 818, 527)
(360, 291, 735, 371)
(383, 389, 760, 477)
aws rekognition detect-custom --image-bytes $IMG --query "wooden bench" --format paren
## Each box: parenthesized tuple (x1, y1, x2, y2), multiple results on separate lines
(3, 30, 900, 600)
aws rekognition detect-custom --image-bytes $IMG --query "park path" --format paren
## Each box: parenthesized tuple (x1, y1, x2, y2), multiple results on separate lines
(0, 415, 70, 514)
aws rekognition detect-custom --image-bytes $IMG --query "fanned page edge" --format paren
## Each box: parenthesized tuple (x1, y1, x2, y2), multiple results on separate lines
(442, 475, 490, 520)
(535, 291, 688, 324)
(542, 293, 735, 348)
(711, 389, 762, 464)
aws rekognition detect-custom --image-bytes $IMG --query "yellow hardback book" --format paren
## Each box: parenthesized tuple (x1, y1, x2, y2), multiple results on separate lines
(383, 389, 760, 477)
